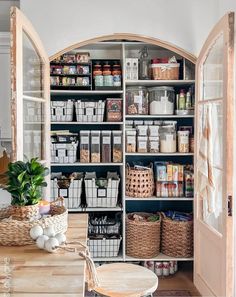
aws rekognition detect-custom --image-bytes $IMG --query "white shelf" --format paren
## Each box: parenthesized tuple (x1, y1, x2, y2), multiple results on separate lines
(126, 153, 194, 156)
(51, 90, 123, 95)
(125, 197, 194, 201)
(68, 207, 123, 212)
(93, 256, 124, 262)
(51, 122, 123, 125)
(125, 254, 194, 262)
(51, 162, 123, 166)
(125, 114, 194, 119)
(125, 80, 195, 86)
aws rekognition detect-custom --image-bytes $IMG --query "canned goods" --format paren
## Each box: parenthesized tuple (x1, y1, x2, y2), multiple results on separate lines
(162, 262, 170, 276)
(146, 261, 155, 272)
(169, 261, 175, 274)
(154, 262, 163, 276)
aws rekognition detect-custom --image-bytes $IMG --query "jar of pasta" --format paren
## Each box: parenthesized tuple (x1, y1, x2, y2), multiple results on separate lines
(112, 131, 122, 163)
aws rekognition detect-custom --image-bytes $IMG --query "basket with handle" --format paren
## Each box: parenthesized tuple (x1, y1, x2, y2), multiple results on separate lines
(0, 197, 68, 246)
(161, 212, 193, 258)
(126, 164, 154, 198)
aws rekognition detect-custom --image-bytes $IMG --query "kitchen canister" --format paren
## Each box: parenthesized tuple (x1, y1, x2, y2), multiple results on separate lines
(149, 86, 175, 115)
(159, 126, 177, 153)
(177, 130, 190, 153)
(126, 86, 148, 115)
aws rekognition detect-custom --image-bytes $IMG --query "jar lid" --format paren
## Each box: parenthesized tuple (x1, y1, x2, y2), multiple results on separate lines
(148, 86, 175, 92)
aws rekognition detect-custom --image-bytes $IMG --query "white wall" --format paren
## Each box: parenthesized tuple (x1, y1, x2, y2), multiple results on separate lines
(218, 0, 236, 17)
(20, 0, 219, 57)
(0, 0, 19, 31)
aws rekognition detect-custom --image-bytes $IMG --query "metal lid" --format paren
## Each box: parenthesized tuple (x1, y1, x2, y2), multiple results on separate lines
(148, 86, 175, 92)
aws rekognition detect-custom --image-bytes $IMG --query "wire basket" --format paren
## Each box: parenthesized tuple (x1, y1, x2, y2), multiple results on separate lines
(75, 100, 105, 122)
(51, 134, 78, 164)
(51, 100, 74, 122)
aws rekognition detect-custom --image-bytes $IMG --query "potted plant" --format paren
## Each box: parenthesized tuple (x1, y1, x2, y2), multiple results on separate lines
(4, 158, 49, 221)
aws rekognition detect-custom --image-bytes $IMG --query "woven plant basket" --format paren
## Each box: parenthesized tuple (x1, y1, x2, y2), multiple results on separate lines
(10, 204, 39, 221)
(126, 212, 161, 258)
(161, 213, 193, 258)
(151, 63, 180, 80)
(0, 197, 68, 246)
(126, 164, 154, 198)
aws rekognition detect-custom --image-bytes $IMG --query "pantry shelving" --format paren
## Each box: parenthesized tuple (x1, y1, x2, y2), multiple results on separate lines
(69, 207, 123, 212)
(125, 254, 194, 262)
(125, 115, 194, 119)
(50, 163, 123, 166)
(51, 122, 123, 125)
(125, 197, 194, 201)
(125, 153, 194, 156)
(126, 80, 195, 86)
(51, 90, 123, 95)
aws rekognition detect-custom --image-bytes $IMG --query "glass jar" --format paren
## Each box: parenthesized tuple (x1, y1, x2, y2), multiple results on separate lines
(178, 130, 189, 153)
(112, 131, 122, 163)
(149, 86, 175, 115)
(80, 130, 90, 162)
(137, 136, 148, 153)
(126, 86, 148, 115)
(159, 126, 176, 153)
(101, 130, 111, 163)
(126, 129, 136, 153)
(91, 130, 101, 163)
(139, 46, 150, 80)
(149, 136, 159, 153)
(112, 61, 122, 87)
(102, 61, 111, 75)
(93, 62, 103, 87)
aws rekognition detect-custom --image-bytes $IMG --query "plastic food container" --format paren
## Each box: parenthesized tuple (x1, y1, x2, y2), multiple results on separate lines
(91, 130, 101, 163)
(137, 136, 148, 153)
(159, 126, 177, 153)
(112, 131, 123, 163)
(149, 86, 175, 115)
(101, 130, 111, 163)
(126, 129, 136, 153)
(149, 136, 159, 153)
(178, 130, 189, 153)
(126, 86, 148, 115)
(80, 130, 90, 163)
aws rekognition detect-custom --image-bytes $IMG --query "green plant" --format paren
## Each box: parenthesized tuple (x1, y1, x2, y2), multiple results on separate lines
(4, 158, 49, 206)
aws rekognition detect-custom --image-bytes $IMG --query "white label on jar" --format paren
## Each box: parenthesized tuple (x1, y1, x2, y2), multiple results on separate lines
(150, 142, 159, 149)
(134, 95, 142, 103)
(114, 136, 121, 144)
(138, 127, 147, 135)
(85, 107, 94, 116)
(166, 134, 174, 141)
(81, 136, 89, 144)
(127, 136, 136, 144)
(139, 142, 147, 149)
(103, 136, 111, 144)
(179, 135, 189, 144)
(91, 136, 100, 144)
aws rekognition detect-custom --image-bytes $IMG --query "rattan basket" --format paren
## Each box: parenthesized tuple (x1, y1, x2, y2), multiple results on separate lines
(161, 213, 193, 258)
(126, 212, 161, 258)
(151, 63, 180, 80)
(0, 197, 68, 246)
(126, 164, 154, 198)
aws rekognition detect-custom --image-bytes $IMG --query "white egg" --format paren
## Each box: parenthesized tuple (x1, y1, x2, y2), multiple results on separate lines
(55, 233, 67, 245)
(36, 235, 49, 249)
(43, 226, 56, 237)
(44, 237, 59, 253)
(30, 225, 43, 240)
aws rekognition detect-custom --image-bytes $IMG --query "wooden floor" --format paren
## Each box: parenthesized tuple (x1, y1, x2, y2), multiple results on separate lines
(158, 262, 201, 297)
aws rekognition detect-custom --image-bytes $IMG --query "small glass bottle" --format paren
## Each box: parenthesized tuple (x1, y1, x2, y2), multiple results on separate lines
(178, 89, 186, 110)
(139, 47, 150, 80)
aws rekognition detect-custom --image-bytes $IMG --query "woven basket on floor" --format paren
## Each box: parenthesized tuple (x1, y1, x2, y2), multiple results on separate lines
(0, 197, 68, 246)
(126, 212, 161, 258)
(161, 214, 193, 258)
(126, 164, 154, 198)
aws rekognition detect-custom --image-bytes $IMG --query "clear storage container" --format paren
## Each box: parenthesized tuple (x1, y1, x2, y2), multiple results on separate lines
(178, 130, 189, 153)
(101, 130, 111, 163)
(137, 136, 148, 153)
(80, 130, 90, 163)
(159, 126, 177, 153)
(112, 131, 122, 163)
(149, 136, 160, 153)
(91, 130, 101, 163)
(137, 125, 148, 136)
(126, 129, 136, 153)
(149, 86, 175, 115)
(126, 86, 148, 115)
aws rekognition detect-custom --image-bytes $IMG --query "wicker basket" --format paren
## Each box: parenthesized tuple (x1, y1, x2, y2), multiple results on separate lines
(151, 63, 180, 80)
(0, 198, 68, 246)
(126, 164, 154, 198)
(10, 204, 39, 221)
(126, 212, 161, 258)
(161, 214, 193, 258)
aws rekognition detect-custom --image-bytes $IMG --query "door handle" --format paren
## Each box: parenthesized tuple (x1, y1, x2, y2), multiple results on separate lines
(228, 195, 233, 216)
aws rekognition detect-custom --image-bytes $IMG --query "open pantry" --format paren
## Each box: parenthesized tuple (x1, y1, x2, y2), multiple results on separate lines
(48, 39, 195, 269)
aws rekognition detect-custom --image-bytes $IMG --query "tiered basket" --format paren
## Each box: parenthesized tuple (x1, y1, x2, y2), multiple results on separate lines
(161, 213, 193, 258)
(126, 212, 161, 258)
(126, 164, 154, 198)
(0, 198, 68, 246)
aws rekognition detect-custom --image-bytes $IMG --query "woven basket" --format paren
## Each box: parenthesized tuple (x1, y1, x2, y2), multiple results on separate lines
(0, 197, 68, 246)
(126, 212, 161, 258)
(151, 63, 180, 80)
(126, 164, 154, 198)
(161, 214, 193, 258)
(10, 204, 39, 221)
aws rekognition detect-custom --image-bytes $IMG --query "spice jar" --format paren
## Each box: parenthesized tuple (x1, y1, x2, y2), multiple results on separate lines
(126, 129, 136, 153)
(112, 131, 122, 163)
(159, 126, 176, 153)
(91, 130, 101, 163)
(137, 136, 148, 153)
(149, 86, 175, 115)
(103, 61, 113, 87)
(101, 130, 111, 162)
(80, 130, 90, 163)
(178, 130, 189, 153)
(126, 86, 148, 115)
(112, 61, 122, 87)
(93, 61, 103, 87)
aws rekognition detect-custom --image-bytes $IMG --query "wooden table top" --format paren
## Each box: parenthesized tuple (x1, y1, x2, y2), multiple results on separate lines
(0, 213, 88, 297)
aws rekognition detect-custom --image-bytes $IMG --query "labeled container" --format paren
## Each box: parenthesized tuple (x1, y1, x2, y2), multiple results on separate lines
(75, 100, 105, 122)
(126, 86, 148, 115)
(137, 136, 148, 153)
(126, 129, 136, 153)
(101, 130, 111, 163)
(137, 125, 148, 136)
(80, 130, 90, 163)
(159, 126, 177, 153)
(162, 262, 170, 276)
(149, 86, 175, 115)
(149, 136, 159, 153)
(112, 131, 122, 163)
(154, 262, 163, 276)
(91, 130, 101, 163)
(112, 61, 122, 87)
(151, 60, 180, 80)
(178, 130, 189, 153)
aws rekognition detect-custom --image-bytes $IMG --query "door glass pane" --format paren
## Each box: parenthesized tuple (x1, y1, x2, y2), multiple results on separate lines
(201, 33, 223, 100)
(23, 99, 45, 160)
(197, 102, 223, 234)
(23, 31, 43, 98)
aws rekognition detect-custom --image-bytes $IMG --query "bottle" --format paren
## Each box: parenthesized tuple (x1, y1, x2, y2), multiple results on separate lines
(186, 92, 191, 109)
(112, 61, 121, 87)
(179, 89, 186, 110)
(139, 46, 150, 80)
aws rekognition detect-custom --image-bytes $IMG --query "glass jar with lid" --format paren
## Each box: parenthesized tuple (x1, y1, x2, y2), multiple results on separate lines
(91, 130, 101, 163)
(159, 126, 177, 153)
(126, 86, 148, 115)
(80, 130, 90, 162)
(101, 130, 111, 163)
(149, 86, 175, 115)
(93, 61, 103, 87)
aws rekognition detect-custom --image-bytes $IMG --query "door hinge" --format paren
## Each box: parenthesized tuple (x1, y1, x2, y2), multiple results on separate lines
(228, 195, 233, 216)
